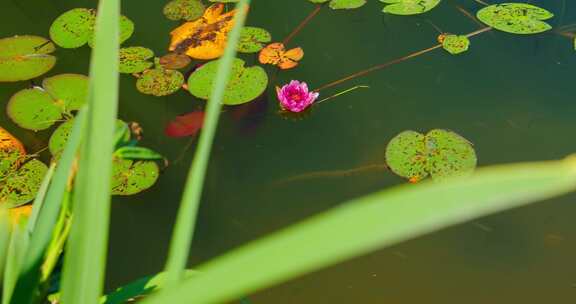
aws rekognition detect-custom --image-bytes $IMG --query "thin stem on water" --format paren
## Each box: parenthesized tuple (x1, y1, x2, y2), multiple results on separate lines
(314, 27, 492, 92)
(283, 4, 323, 45)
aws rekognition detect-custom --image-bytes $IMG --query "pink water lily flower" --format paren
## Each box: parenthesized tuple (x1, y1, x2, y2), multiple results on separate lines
(276, 80, 319, 113)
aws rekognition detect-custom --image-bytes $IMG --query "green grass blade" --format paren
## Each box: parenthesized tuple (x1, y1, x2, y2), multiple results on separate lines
(0, 208, 10, 285)
(163, 0, 251, 287)
(60, 0, 120, 302)
(10, 110, 86, 304)
(143, 157, 576, 304)
(2, 220, 28, 304)
(26, 164, 56, 234)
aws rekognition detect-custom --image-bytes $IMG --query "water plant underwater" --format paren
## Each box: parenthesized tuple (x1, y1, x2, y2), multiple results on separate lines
(1, 0, 576, 303)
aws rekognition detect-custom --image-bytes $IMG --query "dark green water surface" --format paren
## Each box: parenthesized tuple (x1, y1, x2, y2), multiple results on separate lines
(2, 0, 576, 303)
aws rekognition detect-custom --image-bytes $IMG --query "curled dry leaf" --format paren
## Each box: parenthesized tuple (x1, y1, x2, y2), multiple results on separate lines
(258, 42, 304, 70)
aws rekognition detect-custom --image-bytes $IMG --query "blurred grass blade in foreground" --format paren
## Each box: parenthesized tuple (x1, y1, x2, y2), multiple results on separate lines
(163, 0, 251, 287)
(60, 0, 120, 303)
(144, 157, 576, 304)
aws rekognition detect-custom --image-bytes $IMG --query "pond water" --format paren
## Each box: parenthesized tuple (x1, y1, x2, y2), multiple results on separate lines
(2, 0, 576, 303)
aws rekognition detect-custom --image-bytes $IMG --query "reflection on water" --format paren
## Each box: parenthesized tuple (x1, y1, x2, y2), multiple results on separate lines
(2, 0, 576, 303)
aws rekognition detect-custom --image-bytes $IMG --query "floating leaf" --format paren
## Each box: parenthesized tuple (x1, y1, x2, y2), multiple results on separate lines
(385, 129, 477, 182)
(136, 68, 184, 96)
(163, 0, 206, 21)
(159, 53, 192, 70)
(111, 158, 160, 196)
(0, 159, 48, 208)
(114, 146, 164, 161)
(477, 3, 553, 34)
(238, 27, 272, 53)
(119, 47, 154, 74)
(169, 3, 237, 60)
(7, 74, 88, 131)
(164, 111, 205, 138)
(441, 34, 470, 55)
(0, 127, 26, 180)
(50, 8, 134, 48)
(308, 0, 367, 10)
(0, 35, 56, 82)
(188, 58, 268, 105)
(258, 43, 303, 70)
(50, 119, 129, 157)
(380, 0, 441, 15)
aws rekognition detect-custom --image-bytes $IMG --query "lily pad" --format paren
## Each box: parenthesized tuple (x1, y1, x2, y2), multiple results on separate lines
(119, 47, 154, 74)
(7, 74, 88, 131)
(380, 0, 441, 15)
(50, 119, 128, 157)
(111, 158, 160, 196)
(50, 8, 134, 48)
(442, 35, 470, 55)
(477, 3, 553, 34)
(238, 27, 272, 53)
(188, 58, 268, 105)
(0, 35, 56, 82)
(308, 0, 367, 10)
(0, 127, 26, 180)
(136, 68, 184, 96)
(385, 129, 477, 182)
(163, 0, 205, 21)
(0, 159, 48, 208)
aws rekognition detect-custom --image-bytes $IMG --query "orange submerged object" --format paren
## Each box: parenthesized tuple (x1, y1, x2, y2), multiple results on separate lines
(169, 3, 241, 60)
(258, 42, 304, 70)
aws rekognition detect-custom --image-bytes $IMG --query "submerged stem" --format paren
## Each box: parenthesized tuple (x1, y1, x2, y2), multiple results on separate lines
(283, 4, 323, 45)
(314, 27, 492, 92)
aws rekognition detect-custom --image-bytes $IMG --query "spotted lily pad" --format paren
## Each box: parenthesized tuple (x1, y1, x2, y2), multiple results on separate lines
(7, 74, 88, 131)
(50, 119, 128, 157)
(0, 35, 56, 82)
(380, 0, 441, 15)
(163, 0, 206, 21)
(136, 68, 184, 96)
(441, 35, 470, 55)
(238, 27, 272, 53)
(0, 159, 48, 208)
(50, 8, 134, 48)
(188, 58, 268, 105)
(385, 129, 477, 182)
(308, 0, 367, 9)
(0, 127, 26, 180)
(477, 3, 553, 34)
(111, 158, 160, 196)
(119, 47, 154, 74)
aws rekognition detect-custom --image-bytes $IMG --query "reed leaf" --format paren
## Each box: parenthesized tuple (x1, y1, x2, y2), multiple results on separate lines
(144, 157, 576, 304)
(163, 0, 251, 287)
(60, 0, 120, 302)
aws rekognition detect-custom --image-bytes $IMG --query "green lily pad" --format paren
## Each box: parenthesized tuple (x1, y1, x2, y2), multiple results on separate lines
(477, 3, 553, 34)
(136, 68, 184, 97)
(0, 159, 48, 208)
(380, 0, 441, 15)
(0, 35, 56, 82)
(48, 119, 74, 157)
(111, 158, 160, 196)
(50, 8, 134, 48)
(308, 0, 367, 10)
(188, 58, 268, 105)
(119, 47, 154, 74)
(7, 74, 88, 131)
(163, 0, 205, 21)
(0, 145, 24, 181)
(385, 129, 477, 182)
(442, 35, 470, 55)
(238, 27, 272, 53)
(87, 15, 134, 48)
(50, 119, 128, 157)
(42, 74, 89, 110)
